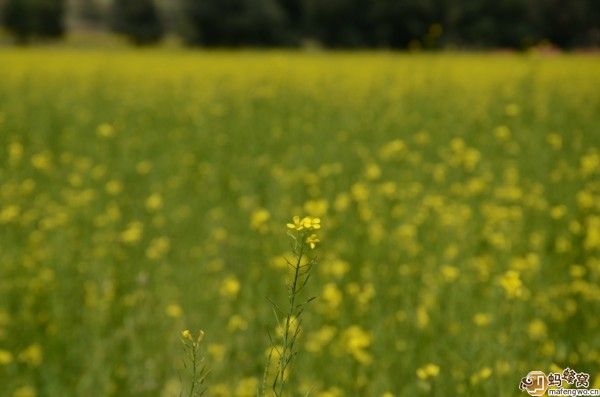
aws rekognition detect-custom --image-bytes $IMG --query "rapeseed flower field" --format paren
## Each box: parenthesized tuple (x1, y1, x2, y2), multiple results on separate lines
(0, 49, 599, 396)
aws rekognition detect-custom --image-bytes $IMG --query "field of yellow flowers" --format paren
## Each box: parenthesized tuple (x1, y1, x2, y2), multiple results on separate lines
(0, 49, 599, 397)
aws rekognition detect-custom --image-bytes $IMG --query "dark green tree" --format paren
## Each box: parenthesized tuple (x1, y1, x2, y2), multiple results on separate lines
(370, 0, 440, 48)
(303, 0, 375, 47)
(180, 0, 288, 46)
(2, 0, 65, 43)
(111, 0, 164, 45)
(3, 0, 32, 42)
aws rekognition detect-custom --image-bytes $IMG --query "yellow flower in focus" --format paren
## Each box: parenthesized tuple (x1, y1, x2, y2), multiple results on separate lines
(306, 234, 320, 249)
(416, 363, 440, 380)
(181, 329, 192, 341)
(287, 215, 321, 231)
(287, 215, 304, 230)
(304, 217, 321, 230)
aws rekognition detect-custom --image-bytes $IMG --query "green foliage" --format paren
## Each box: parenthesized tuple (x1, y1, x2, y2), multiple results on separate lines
(110, 0, 163, 45)
(2, 0, 66, 42)
(180, 0, 289, 46)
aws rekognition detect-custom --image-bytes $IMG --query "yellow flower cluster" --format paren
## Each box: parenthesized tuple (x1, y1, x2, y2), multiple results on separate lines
(286, 215, 321, 231)
(287, 215, 322, 249)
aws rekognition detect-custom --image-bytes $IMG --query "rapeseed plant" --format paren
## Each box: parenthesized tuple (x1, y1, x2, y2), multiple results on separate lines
(180, 329, 209, 397)
(262, 216, 321, 396)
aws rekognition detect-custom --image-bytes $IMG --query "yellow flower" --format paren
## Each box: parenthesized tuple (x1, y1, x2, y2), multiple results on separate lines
(498, 270, 525, 299)
(287, 215, 304, 230)
(305, 217, 321, 230)
(13, 386, 36, 397)
(0, 349, 13, 365)
(304, 199, 328, 217)
(234, 376, 259, 397)
(97, 123, 116, 138)
(473, 313, 492, 327)
(306, 234, 320, 249)
(181, 329, 192, 341)
(136, 160, 152, 174)
(227, 315, 248, 332)
(120, 222, 143, 244)
(0, 205, 20, 224)
(219, 276, 241, 298)
(287, 215, 321, 231)
(342, 325, 372, 365)
(31, 152, 51, 170)
(145, 193, 163, 211)
(105, 180, 123, 195)
(166, 304, 183, 318)
(18, 344, 42, 366)
(146, 236, 170, 260)
(305, 326, 336, 353)
(416, 363, 440, 380)
(250, 208, 270, 232)
(9, 142, 23, 163)
(528, 319, 547, 340)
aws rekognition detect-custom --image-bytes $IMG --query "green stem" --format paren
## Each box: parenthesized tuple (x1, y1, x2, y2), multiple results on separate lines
(275, 235, 306, 396)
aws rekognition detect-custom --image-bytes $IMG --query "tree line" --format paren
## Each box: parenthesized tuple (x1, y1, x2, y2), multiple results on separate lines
(2, 0, 599, 48)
